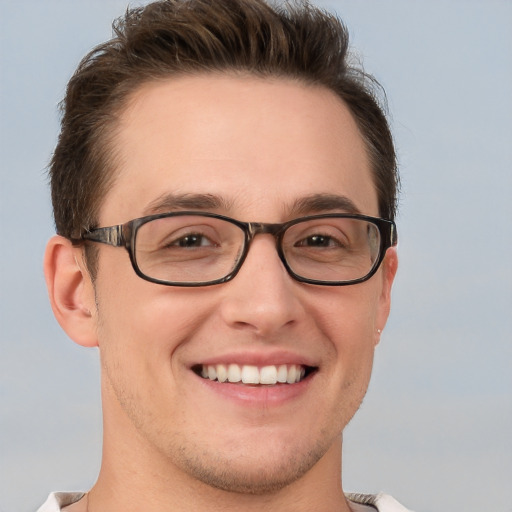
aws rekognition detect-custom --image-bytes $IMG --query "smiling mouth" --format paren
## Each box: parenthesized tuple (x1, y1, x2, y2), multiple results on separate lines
(193, 364, 317, 385)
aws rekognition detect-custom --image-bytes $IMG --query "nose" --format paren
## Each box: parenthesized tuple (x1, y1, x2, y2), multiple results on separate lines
(219, 235, 305, 337)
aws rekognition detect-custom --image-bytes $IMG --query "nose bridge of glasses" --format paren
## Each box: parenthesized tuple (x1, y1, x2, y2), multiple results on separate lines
(246, 222, 284, 240)
(244, 222, 287, 265)
(239, 222, 289, 280)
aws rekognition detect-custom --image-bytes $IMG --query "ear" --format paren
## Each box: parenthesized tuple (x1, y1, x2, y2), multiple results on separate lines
(374, 246, 398, 345)
(44, 235, 98, 347)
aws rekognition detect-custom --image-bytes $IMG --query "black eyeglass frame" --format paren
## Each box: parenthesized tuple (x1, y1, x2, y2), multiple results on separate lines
(74, 211, 397, 287)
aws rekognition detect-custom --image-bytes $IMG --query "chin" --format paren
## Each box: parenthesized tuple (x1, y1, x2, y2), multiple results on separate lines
(173, 433, 331, 495)
(182, 456, 313, 495)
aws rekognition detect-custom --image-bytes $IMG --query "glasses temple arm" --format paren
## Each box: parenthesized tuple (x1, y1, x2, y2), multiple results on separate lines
(390, 223, 398, 246)
(82, 225, 125, 247)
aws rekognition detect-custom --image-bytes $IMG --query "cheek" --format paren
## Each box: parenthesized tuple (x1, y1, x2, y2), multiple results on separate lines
(93, 254, 219, 384)
(94, 282, 214, 426)
(313, 282, 381, 345)
(302, 290, 378, 433)
(312, 285, 381, 387)
(96, 286, 204, 358)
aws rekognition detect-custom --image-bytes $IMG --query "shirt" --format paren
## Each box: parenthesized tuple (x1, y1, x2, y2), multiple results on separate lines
(37, 491, 413, 511)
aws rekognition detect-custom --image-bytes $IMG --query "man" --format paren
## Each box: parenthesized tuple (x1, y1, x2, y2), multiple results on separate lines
(40, 0, 408, 510)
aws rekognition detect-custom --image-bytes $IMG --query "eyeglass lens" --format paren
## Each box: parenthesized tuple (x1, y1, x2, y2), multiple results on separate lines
(133, 215, 382, 284)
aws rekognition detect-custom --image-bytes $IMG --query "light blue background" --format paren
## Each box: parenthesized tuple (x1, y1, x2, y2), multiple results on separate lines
(1, 1, 511, 511)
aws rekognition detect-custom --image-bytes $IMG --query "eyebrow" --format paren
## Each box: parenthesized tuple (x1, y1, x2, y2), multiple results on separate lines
(143, 193, 232, 215)
(142, 192, 361, 218)
(290, 193, 362, 216)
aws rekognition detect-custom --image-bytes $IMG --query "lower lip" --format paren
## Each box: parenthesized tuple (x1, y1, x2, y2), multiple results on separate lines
(195, 373, 314, 406)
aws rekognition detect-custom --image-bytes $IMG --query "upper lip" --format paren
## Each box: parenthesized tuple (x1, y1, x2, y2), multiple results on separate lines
(190, 350, 318, 369)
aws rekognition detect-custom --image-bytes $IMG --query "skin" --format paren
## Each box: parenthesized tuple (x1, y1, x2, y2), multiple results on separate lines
(45, 74, 397, 512)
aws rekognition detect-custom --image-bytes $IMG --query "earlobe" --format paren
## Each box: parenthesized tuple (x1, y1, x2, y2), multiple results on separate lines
(44, 235, 98, 347)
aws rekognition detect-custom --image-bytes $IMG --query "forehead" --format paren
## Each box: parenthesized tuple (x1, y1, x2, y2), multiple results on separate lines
(102, 73, 377, 223)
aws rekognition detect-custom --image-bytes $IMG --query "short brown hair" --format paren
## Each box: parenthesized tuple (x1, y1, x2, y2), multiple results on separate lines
(50, 0, 398, 245)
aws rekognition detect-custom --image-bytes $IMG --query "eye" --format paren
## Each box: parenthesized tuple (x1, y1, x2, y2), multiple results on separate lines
(295, 234, 343, 248)
(155, 223, 222, 251)
(169, 233, 215, 248)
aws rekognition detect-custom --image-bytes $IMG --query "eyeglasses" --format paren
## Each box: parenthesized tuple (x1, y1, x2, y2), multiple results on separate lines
(77, 211, 397, 287)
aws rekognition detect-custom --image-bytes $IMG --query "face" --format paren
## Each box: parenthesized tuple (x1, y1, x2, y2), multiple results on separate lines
(87, 74, 396, 492)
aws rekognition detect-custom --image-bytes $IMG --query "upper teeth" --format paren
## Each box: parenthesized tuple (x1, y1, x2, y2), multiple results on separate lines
(200, 364, 305, 385)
